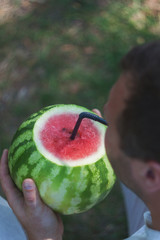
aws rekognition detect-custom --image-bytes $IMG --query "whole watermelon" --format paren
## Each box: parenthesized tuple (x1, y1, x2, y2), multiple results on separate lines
(8, 104, 115, 215)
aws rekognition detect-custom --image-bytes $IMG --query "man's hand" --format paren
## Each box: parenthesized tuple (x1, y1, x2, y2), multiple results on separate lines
(92, 108, 102, 118)
(0, 149, 64, 240)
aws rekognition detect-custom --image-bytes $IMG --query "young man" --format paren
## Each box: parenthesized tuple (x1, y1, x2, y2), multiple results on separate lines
(1, 40, 160, 239)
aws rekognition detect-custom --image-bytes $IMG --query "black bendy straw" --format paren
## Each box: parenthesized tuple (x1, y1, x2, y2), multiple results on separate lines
(70, 112, 108, 140)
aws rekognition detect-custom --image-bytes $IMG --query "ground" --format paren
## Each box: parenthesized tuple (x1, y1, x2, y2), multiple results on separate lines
(0, 0, 160, 239)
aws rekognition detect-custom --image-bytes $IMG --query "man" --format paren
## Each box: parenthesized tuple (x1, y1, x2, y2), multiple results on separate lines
(1, 40, 160, 239)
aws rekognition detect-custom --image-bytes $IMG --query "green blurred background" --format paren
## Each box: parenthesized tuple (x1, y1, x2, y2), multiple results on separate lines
(0, 0, 160, 239)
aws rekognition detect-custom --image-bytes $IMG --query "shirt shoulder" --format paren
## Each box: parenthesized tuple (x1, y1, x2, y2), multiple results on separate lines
(0, 197, 27, 240)
(124, 226, 146, 240)
(124, 212, 160, 240)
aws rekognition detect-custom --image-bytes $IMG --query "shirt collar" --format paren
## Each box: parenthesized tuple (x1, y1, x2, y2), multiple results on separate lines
(144, 211, 160, 240)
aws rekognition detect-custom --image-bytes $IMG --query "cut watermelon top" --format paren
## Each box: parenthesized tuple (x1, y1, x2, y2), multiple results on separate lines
(34, 105, 106, 166)
(40, 113, 100, 161)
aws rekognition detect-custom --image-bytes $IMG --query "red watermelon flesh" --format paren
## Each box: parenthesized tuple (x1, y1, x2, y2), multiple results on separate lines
(40, 113, 100, 160)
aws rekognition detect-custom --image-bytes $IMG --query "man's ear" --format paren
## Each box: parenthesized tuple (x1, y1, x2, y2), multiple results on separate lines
(145, 161, 160, 192)
(132, 160, 160, 193)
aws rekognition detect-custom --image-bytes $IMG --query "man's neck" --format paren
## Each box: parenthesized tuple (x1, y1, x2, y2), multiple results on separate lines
(149, 202, 160, 231)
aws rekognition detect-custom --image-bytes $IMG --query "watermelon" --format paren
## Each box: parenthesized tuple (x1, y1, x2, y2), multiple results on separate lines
(8, 104, 115, 215)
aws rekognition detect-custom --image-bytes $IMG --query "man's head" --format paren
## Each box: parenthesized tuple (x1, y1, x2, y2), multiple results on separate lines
(104, 40, 160, 205)
(119, 40, 160, 162)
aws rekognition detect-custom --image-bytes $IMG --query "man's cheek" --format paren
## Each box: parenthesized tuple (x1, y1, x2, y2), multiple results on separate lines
(105, 129, 111, 154)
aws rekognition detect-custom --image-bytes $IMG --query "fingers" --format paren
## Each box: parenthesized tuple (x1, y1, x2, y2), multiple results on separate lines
(22, 179, 41, 209)
(55, 212, 64, 235)
(0, 150, 63, 240)
(92, 108, 102, 117)
(0, 150, 22, 207)
(0, 149, 9, 179)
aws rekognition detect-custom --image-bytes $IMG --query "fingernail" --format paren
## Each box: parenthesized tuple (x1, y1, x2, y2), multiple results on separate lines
(23, 180, 34, 190)
(3, 149, 8, 155)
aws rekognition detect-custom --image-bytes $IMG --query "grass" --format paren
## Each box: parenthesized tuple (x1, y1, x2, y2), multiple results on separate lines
(0, 0, 160, 239)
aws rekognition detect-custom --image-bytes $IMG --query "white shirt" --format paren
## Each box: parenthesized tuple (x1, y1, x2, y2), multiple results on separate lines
(125, 211, 160, 240)
(1, 195, 160, 240)
(0, 196, 27, 240)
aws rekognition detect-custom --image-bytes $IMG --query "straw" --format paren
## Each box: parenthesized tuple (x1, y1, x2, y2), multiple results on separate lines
(70, 112, 108, 140)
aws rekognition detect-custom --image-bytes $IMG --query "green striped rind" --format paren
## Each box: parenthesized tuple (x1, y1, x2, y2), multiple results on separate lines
(8, 104, 115, 215)
(9, 105, 57, 175)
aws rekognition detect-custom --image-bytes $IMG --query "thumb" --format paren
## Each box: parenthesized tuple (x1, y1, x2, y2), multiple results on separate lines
(22, 179, 41, 209)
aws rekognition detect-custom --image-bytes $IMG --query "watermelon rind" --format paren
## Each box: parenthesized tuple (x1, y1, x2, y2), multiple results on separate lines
(8, 104, 115, 215)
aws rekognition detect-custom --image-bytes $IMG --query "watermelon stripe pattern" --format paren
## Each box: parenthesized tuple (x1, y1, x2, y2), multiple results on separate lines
(9, 104, 115, 215)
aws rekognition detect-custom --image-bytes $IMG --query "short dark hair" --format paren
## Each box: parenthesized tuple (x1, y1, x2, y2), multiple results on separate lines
(118, 40, 160, 162)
